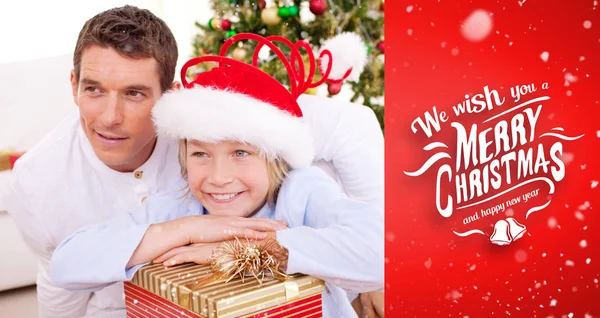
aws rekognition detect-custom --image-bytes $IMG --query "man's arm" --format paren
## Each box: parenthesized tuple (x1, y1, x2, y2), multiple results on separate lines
(2, 163, 90, 318)
(275, 167, 384, 294)
(50, 194, 286, 291)
(297, 94, 384, 209)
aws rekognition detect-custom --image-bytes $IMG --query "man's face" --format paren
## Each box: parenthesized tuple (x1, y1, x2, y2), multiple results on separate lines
(71, 45, 163, 172)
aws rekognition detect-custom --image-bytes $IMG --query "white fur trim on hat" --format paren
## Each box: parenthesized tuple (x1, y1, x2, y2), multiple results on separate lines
(152, 87, 315, 169)
(319, 32, 368, 82)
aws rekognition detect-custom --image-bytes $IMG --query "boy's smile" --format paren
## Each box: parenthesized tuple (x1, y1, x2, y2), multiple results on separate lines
(186, 140, 269, 217)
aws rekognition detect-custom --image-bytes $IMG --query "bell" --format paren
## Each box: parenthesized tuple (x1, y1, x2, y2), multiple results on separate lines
(490, 220, 512, 246)
(506, 217, 527, 241)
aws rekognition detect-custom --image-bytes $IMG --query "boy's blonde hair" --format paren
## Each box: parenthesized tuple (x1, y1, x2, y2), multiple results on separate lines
(177, 140, 291, 207)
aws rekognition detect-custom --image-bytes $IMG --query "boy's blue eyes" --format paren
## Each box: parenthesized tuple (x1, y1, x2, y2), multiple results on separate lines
(191, 151, 250, 157)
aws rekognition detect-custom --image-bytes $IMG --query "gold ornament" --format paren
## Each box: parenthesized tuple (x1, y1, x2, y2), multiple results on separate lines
(210, 237, 287, 284)
(305, 87, 318, 95)
(210, 17, 222, 30)
(261, 7, 282, 26)
(232, 47, 248, 61)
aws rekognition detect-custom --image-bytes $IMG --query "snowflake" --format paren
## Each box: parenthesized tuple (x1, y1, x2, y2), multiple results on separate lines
(386, 232, 396, 242)
(550, 299, 557, 306)
(424, 258, 432, 269)
(506, 208, 514, 217)
(540, 51, 549, 62)
(461, 9, 493, 42)
(515, 250, 528, 263)
(583, 20, 592, 29)
(580, 240, 588, 248)
(575, 211, 585, 221)
(564, 73, 578, 86)
(565, 260, 575, 267)
(452, 48, 460, 56)
(592, 180, 599, 188)
(406, 5, 414, 12)
(586, 258, 591, 264)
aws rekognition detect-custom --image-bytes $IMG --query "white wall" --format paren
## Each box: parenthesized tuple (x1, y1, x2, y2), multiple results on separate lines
(0, 0, 213, 73)
(0, 54, 75, 151)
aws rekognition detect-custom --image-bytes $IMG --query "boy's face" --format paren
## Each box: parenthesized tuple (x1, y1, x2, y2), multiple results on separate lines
(186, 140, 270, 217)
(71, 45, 164, 172)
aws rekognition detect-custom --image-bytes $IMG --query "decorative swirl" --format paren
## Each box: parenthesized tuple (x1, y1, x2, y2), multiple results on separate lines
(525, 199, 552, 219)
(551, 127, 564, 131)
(423, 142, 448, 151)
(403, 152, 451, 177)
(538, 132, 585, 141)
(453, 229, 486, 237)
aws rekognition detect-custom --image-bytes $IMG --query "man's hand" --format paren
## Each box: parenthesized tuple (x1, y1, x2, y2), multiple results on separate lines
(353, 292, 384, 318)
(179, 215, 288, 244)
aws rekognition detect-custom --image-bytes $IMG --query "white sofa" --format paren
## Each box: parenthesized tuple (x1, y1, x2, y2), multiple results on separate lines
(0, 54, 77, 291)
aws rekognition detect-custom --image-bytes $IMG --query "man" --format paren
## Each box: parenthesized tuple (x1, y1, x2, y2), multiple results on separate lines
(3, 5, 383, 318)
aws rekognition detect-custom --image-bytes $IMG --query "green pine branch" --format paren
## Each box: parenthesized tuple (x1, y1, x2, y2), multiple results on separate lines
(191, 0, 384, 130)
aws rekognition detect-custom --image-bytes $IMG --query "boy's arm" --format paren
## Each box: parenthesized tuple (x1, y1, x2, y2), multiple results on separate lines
(274, 167, 384, 294)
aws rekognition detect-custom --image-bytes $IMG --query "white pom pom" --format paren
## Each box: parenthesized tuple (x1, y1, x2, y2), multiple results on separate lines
(319, 32, 367, 82)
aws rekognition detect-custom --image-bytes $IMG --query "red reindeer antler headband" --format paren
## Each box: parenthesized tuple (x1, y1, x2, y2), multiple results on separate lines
(152, 32, 367, 169)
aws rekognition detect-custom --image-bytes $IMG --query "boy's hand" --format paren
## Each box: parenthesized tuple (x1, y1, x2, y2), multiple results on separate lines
(154, 242, 220, 267)
(180, 215, 287, 243)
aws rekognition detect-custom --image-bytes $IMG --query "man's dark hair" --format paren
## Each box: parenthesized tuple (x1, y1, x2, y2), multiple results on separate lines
(73, 5, 178, 92)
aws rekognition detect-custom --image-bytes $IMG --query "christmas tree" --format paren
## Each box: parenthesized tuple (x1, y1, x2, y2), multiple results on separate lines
(191, 0, 385, 130)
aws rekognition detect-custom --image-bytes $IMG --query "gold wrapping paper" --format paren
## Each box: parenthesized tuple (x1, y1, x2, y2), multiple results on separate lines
(131, 263, 325, 318)
(0, 152, 11, 171)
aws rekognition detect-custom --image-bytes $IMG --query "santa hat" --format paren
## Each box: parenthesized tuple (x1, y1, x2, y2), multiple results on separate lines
(152, 32, 367, 169)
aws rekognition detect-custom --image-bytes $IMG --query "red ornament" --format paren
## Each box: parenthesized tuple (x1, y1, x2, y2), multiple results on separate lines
(258, 0, 266, 9)
(8, 152, 25, 169)
(328, 82, 342, 95)
(309, 0, 328, 16)
(221, 19, 232, 31)
(377, 41, 385, 53)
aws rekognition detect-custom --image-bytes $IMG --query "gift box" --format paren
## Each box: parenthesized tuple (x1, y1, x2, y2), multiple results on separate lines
(124, 263, 325, 318)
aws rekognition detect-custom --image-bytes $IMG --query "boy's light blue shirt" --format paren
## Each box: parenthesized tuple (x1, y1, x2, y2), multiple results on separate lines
(50, 167, 383, 317)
